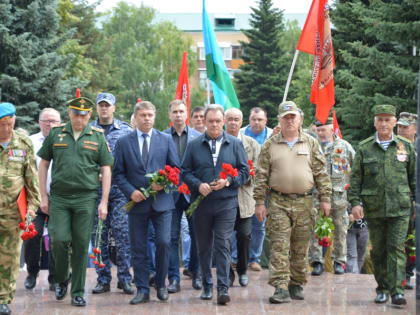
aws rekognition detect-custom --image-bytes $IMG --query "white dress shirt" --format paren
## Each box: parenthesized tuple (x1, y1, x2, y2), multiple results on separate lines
(30, 132, 52, 194)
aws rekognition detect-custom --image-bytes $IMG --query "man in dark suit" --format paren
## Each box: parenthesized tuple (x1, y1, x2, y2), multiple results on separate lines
(113, 101, 180, 304)
(164, 100, 202, 293)
(182, 104, 249, 305)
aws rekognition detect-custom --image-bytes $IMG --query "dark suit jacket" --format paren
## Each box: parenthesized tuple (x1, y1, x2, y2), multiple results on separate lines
(181, 131, 249, 203)
(164, 126, 201, 203)
(113, 129, 180, 212)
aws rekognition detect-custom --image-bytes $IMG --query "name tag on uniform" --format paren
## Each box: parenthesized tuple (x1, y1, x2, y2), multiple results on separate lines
(297, 151, 309, 155)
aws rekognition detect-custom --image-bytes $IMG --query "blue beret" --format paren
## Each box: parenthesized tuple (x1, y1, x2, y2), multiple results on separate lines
(0, 102, 16, 120)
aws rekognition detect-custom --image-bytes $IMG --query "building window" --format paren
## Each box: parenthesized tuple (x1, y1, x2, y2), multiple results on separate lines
(232, 45, 242, 59)
(215, 18, 235, 28)
(220, 47, 232, 60)
(199, 47, 205, 61)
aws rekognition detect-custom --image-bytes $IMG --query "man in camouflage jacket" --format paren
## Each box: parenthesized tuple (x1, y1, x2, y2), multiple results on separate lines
(349, 105, 416, 306)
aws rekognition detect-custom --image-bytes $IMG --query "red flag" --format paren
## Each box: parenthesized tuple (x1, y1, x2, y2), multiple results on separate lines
(297, 0, 335, 124)
(175, 51, 190, 125)
(332, 110, 342, 139)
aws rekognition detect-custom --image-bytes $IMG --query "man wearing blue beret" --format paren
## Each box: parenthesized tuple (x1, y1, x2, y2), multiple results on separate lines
(0, 103, 40, 315)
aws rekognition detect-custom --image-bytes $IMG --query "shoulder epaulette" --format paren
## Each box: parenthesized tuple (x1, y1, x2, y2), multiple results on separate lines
(359, 136, 375, 146)
(91, 126, 104, 133)
(396, 135, 412, 144)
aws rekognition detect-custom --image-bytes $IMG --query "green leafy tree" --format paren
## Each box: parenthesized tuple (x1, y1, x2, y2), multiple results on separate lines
(0, 0, 82, 132)
(235, 0, 289, 127)
(100, 2, 196, 130)
(332, 0, 420, 144)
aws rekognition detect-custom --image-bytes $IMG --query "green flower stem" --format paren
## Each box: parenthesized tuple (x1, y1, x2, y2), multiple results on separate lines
(186, 195, 205, 218)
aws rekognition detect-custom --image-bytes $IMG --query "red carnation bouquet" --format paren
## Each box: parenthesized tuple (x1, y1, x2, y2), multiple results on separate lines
(124, 165, 181, 212)
(314, 215, 334, 247)
(186, 163, 238, 218)
(90, 219, 106, 268)
(248, 160, 255, 177)
(19, 215, 38, 241)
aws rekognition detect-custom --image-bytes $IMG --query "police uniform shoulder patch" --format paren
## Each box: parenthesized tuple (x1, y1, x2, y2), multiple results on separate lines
(91, 126, 104, 133)
(359, 136, 375, 146)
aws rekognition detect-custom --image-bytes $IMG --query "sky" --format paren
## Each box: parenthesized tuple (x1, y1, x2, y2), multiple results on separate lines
(92, 0, 312, 14)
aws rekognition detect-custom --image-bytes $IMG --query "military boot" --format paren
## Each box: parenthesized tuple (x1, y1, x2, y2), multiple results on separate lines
(288, 284, 304, 300)
(269, 287, 291, 304)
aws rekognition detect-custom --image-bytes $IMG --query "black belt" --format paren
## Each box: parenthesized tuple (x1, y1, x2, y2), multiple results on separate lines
(271, 189, 312, 199)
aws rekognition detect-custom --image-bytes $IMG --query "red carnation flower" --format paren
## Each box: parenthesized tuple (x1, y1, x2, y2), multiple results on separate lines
(164, 165, 172, 173)
(92, 260, 99, 265)
(410, 255, 416, 264)
(98, 263, 106, 268)
(219, 171, 228, 179)
(93, 247, 101, 254)
(30, 230, 38, 238)
(28, 224, 35, 232)
(159, 170, 165, 176)
(344, 184, 350, 191)
(89, 254, 96, 260)
(18, 222, 26, 230)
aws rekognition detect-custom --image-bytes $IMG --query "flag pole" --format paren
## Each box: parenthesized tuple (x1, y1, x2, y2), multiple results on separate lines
(282, 50, 300, 103)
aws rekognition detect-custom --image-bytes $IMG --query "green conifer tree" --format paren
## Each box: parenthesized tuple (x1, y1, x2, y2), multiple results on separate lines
(0, 0, 80, 133)
(332, 0, 420, 144)
(235, 0, 289, 127)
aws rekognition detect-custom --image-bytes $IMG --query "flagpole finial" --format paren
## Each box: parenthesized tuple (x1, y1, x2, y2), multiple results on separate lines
(76, 88, 81, 98)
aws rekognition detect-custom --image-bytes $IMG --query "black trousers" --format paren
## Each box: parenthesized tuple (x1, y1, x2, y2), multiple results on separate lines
(24, 209, 55, 283)
(232, 209, 251, 275)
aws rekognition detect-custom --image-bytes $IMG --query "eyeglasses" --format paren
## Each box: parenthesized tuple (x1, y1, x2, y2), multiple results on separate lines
(40, 120, 60, 124)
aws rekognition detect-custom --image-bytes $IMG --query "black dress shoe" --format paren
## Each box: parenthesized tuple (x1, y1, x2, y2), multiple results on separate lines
(374, 292, 389, 303)
(217, 287, 230, 305)
(55, 277, 70, 300)
(0, 304, 11, 315)
(130, 291, 150, 304)
(239, 274, 249, 287)
(117, 281, 134, 294)
(24, 274, 37, 289)
(167, 280, 180, 293)
(333, 262, 345, 275)
(311, 262, 324, 276)
(92, 282, 110, 294)
(71, 296, 86, 307)
(192, 277, 202, 290)
(200, 286, 213, 300)
(391, 294, 407, 305)
(183, 269, 193, 278)
(157, 287, 169, 301)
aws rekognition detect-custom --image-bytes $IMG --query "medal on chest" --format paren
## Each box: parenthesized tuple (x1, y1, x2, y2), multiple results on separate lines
(396, 142, 407, 162)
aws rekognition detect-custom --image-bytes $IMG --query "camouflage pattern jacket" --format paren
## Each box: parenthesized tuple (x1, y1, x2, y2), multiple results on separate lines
(0, 130, 40, 217)
(321, 136, 355, 208)
(254, 131, 332, 206)
(348, 133, 416, 218)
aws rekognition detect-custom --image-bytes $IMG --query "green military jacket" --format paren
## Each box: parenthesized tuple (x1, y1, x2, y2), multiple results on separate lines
(38, 122, 113, 197)
(348, 133, 416, 218)
(0, 130, 40, 216)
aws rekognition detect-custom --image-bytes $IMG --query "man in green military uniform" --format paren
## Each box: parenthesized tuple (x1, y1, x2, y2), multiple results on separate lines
(254, 101, 332, 304)
(38, 97, 113, 307)
(0, 103, 40, 315)
(349, 105, 416, 306)
(309, 117, 355, 275)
